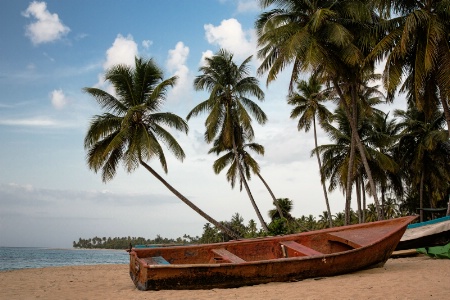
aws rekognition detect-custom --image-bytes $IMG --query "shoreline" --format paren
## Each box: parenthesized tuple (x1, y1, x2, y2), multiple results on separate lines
(0, 255, 449, 299)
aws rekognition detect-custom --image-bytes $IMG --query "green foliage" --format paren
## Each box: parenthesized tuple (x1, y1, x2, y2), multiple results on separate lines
(267, 218, 289, 235)
(72, 235, 198, 250)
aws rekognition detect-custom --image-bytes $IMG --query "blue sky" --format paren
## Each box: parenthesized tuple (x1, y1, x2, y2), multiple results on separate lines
(0, 0, 406, 248)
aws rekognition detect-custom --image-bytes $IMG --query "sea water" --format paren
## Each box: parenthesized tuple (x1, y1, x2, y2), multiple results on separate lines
(0, 247, 128, 271)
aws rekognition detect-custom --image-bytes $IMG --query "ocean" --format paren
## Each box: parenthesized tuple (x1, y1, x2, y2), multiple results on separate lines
(0, 247, 129, 271)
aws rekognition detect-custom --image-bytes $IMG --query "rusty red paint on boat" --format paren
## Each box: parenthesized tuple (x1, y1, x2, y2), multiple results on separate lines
(129, 216, 417, 290)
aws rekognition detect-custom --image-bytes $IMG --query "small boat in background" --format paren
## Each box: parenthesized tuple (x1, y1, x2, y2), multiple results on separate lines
(396, 216, 450, 251)
(129, 216, 416, 290)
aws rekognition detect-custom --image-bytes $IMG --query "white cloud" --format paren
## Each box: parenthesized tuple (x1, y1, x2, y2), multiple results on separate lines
(167, 42, 189, 72)
(199, 50, 214, 67)
(26, 63, 36, 71)
(204, 18, 256, 60)
(103, 34, 138, 70)
(74, 33, 88, 41)
(43, 52, 55, 62)
(236, 0, 259, 13)
(50, 89, 68, 109)
(142, 40, 153, 49)
(0, 117, 57, 127)
(166, 42, 191, 102)
(22, 1, 70, 45)
(94, 34, 139, 91)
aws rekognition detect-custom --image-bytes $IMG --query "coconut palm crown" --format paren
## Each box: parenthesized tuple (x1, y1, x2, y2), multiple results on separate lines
(84, 57, 188, 180)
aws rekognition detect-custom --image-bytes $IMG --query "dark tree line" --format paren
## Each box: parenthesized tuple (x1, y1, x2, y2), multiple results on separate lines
(72, 234, 198, 249)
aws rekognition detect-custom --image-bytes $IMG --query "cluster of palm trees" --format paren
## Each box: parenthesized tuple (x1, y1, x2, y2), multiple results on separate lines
(83, 0, 449, 239)
(256, 0, 450, 224)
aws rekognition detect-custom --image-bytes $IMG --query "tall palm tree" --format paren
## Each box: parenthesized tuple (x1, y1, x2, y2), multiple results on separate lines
(256, 0, 385, 220)
(365, 112, 403, 219)
(208, 128, 269, 232)
(394, 106, 450, 221)
(211, 125, 286, 224)
(317, 107, 357, 222)
(187, 49, 269, 231)
(288, 74, 333, 227)
(370, 0, 450, 136)
(318, 104, 397, 224)
(83, 57, 240, 239)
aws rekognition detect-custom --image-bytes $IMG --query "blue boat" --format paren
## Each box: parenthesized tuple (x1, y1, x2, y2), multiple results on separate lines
(396, 216, 450, 250)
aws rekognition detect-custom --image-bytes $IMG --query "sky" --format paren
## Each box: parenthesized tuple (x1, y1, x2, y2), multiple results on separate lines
(0, 0, 408, 248)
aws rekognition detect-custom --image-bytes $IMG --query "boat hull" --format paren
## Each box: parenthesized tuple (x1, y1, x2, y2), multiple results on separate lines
(396, 216, 450, 250)
(129, 216, 416, 290)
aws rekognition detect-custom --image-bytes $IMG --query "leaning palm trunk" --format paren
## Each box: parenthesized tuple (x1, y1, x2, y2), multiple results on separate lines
(139, 159, 241, 239)
(257, 173, 284, 219)
(240, 173, 269, 232)
(345, 132, 356, 225)
(313, 117, 333, 228)
(232, 140, 269, 232)
(334, 80, 383, 220)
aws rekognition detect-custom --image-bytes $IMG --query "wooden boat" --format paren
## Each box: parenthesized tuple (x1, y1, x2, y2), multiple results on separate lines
(129, 216, 416, 290)
(396, 216, 450, 251)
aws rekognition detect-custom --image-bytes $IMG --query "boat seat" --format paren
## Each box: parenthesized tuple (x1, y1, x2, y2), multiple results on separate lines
(326, 232, 363, 249)
(280, 241, 323, 256)
(143, 256, 170, 265)
(211, 248, 246, 263)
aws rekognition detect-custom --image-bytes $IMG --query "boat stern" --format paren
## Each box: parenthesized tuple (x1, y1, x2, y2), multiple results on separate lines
(129, 250, 149, 291)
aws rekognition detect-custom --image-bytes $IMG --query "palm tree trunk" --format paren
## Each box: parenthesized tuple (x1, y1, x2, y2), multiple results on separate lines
(420, 171, 424, 222)
(232, 140, 269, 232)
(240, 174, 269, 232)
(362, 180, 366, 223)
(256, 173, 284, 219)
(313, 117, 333, 228)
(437, 87, 449, 217)
(345, 132, 356, 225)
(333, 79, 383, 220)
(139, 159, 241, 239)
(356, 177, 362, 223)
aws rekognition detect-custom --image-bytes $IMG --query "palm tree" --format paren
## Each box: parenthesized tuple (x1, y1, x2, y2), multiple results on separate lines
(365, 204, 379, 222)
(229, 213, 247, 238)
(318, 103, 397, 224)
(383, 198, 400, 219)
(317, 211, 333, 229)
(83, 56, 240, 239)
(365, 111, 403, 219)
(288, 74, 333, 227)
(209, 122, 286, 229)
(268, 198, 294, 220)
(256, 0, 385, 220)
(394, 106, 450, 222)
(317, 107, 352, 212)
(370, 0, 450, 136)
(188, 49, 269, 231)
(246, 219, 259, 238)
(208, 130, 269, 232)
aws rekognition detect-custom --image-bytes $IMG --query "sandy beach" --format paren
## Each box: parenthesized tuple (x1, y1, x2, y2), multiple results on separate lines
(0, 255, 448, 299)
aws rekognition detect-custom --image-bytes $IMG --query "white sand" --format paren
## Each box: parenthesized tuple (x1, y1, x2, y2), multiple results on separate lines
(1, 255, 449, 299)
